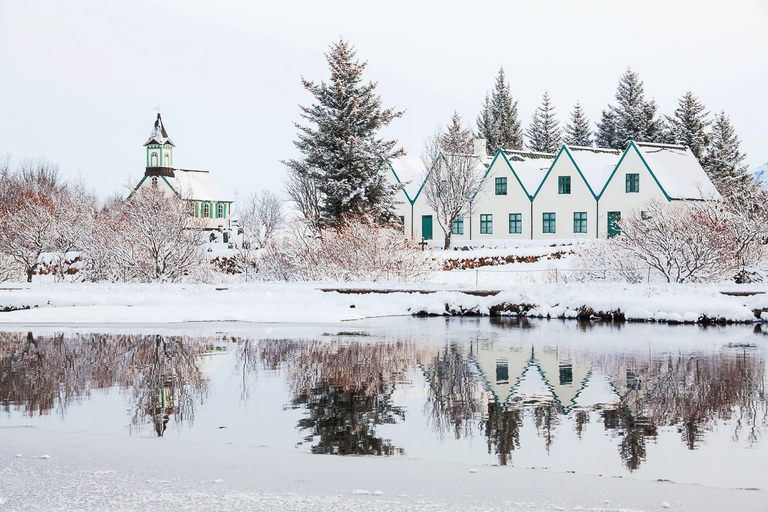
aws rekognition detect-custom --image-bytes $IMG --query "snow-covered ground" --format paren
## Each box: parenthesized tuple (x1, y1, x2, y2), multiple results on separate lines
(1, 280, 766, 325)
(2, 427, 766, 512)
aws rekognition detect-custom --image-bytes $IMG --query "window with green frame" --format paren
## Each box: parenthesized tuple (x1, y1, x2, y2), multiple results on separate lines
(480, 214, 492, 234)
(452, 217, 464, 235)
(626, 173, 639, 193)
(495, 177, 507, 195)
(509, 213, 522, 234)
(558, 176, 571, 194)
(573, 212, 587, 233)
(543, 212, 556, 233)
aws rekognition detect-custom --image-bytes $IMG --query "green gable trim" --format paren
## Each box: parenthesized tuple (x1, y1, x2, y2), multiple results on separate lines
(471, 149, 532, 203)
(530, 145, 598, 201)
(596, 141, 671, 202)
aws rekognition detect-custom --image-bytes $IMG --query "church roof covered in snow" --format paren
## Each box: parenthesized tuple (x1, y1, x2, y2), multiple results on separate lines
(144, 113, 175, 147)
(629, 142, 720, 201)
(165, 169, 233, 202)
(563, 146, 622, 198)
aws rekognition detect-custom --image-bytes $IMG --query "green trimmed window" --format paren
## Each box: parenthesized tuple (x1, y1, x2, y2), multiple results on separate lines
(626, 173, 639, 193)
(203, 203, 211, 218)
(509, 213, 522, 234)
(495, 177, 507, 195)
(452, 217, 464, 235)
(543, 212, 556, 234)
(480, 214, 492, 235)
(558, 176, 571, 194)
(573, 212, 588, 233)
(217, 203, 225, 218)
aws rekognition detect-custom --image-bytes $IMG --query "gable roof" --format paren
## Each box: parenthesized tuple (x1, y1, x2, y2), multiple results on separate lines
(144, 113, 175, 147)
(632, 142, 720, 200)
(166, 169, 233, 202)
(502, 149, 556, 198)
(564, 146, 621, 197)
(387, 156, 428, 204)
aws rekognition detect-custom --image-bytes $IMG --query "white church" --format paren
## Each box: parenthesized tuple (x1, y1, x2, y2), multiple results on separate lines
(132, 113, 234, 230)
(384, 140, 720, 242)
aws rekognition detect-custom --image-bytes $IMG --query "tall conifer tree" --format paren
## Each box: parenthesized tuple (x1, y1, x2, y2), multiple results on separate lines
(665, 91, 711, 161)
(703, 111, 752, 195)
(285, 40, 404, 225)
(476, 67, 523, 154)
(564, 101, 592, 147)
(526, 91, 562, 153)
(597, 68, 662, 149)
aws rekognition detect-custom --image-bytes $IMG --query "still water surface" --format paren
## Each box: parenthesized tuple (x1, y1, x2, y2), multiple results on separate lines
(2, 318, 766, 488)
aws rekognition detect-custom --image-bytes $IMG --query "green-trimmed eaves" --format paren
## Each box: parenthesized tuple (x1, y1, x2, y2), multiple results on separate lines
(596, 141, 671, 202)
(471, 149, 536, 203)
(531, 146, 597, 201)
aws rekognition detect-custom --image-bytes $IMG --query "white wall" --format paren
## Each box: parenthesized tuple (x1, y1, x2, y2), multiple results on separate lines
(532, 154, 597, 240)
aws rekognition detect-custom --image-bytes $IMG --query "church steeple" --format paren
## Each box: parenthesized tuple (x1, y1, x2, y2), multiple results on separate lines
(144, 113, 175, 176)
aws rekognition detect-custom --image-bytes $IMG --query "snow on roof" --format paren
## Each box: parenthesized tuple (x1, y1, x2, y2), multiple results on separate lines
(565, 146, 621, 196)
(388, 156, 427, 201)
(166, 169, 233, 202)
(634, 143, 720, 200)
(144, 113, 175, 147)
(503, 150, 555, 196)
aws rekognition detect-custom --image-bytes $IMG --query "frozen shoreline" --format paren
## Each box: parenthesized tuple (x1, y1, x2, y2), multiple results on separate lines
(1, 281, 767, 326)
(2, 427, 766, 512)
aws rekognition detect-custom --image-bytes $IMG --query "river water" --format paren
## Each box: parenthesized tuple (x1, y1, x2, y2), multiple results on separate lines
(2, 318, 766, 489)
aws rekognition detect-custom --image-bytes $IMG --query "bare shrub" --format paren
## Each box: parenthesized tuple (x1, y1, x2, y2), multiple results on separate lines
(261, 214, 436, 282)
(569, 240, 645, 283)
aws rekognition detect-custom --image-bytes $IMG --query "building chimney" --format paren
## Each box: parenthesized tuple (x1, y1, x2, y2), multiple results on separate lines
(473, 138, 488, 165)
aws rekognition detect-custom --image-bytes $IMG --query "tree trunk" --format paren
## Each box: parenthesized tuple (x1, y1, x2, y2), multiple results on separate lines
(443, 233, 451, 250)
(26, 269, 33, 283)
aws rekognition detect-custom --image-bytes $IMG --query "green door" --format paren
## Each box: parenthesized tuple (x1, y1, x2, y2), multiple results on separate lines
(422, 215, 433, 240)
(607, 211, 621, 238)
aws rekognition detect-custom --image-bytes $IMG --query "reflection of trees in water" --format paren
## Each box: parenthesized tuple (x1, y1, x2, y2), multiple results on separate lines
(484, 401, 523, 465)
(600, 347, 767, 451)
(421, 343, 484, 440)
(532, 401, 561, 452)
(0, 332, 208, 436)
(260, 338, 415, 455)
(600, 404, 657, 471)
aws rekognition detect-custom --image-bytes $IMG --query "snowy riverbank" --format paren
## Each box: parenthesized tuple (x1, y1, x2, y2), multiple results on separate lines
(1, 281, 768, 325)
(2, 427, 766, 512)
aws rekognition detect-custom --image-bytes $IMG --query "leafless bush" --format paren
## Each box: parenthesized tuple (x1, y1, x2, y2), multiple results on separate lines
(260, 214, 436, 282)
(569, 240, 645, 283)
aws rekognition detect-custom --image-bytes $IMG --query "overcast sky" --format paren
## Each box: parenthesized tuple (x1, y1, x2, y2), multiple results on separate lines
(1, 0, 766, 200)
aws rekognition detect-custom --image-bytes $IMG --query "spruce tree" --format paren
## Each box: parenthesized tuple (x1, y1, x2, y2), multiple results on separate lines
(285, 40, 404, 225)
(476, 67, 523, 154)
(564, 101, 592, 147)
(441, 111, 475, 154)
(665, 91, 711, 161)
(703, 111, 752, 195)
(597, 68, 662, 149)
(526, 91, 562, 153)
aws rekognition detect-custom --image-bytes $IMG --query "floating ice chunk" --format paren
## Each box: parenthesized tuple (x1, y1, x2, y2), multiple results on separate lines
(661, 502, 671, 509)
(212, 479, 224, 484)
(94, 470, 115, 475)
(34, 454, 51, 459)
(15, 454, 21, 458)
(372, 491, 383, 496)
(352, 489, 371, 495)
(469, 468, 478, 473)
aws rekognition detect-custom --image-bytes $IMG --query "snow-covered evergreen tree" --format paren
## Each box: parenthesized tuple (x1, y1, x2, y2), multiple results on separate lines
(703, 111, 752, 195)
(284, 40, 404, 226)
(665, 91, 711, 161)
(564, 102, 592, 147)
(526, 91, 562, 153)
(440, 111, 475, 155)
(596, 68, 662, 149)
(476, 67, 523, 154)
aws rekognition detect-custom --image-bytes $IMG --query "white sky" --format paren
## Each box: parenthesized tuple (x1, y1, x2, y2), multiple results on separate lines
(1, 0, 766, 200)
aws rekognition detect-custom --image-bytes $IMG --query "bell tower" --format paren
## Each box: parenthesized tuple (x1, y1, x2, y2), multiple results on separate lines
(144, 113, 176, 177)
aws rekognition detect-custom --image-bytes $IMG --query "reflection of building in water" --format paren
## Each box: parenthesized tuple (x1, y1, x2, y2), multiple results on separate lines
(471, 340, 592, 413)
(151, 375, 177, 437)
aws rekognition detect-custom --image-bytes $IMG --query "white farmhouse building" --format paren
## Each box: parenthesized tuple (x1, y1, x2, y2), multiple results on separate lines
(131, 113, 234, 230)
(383, 140, 719, 243)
